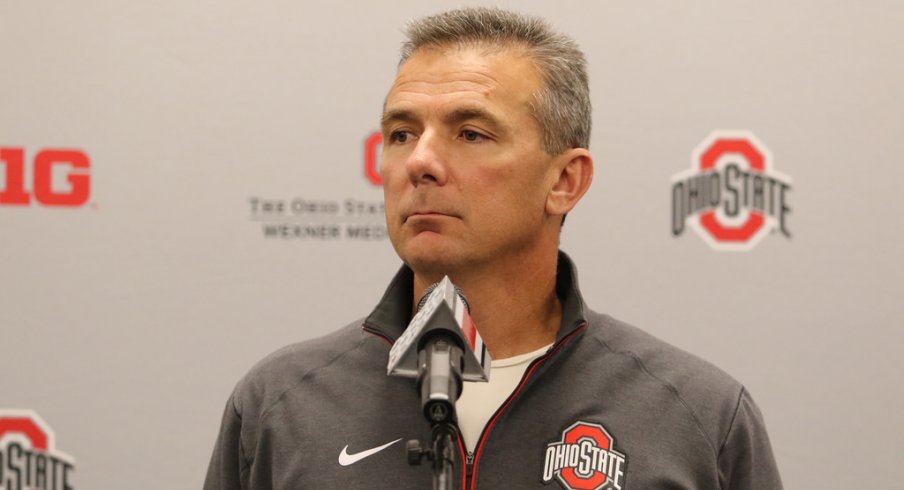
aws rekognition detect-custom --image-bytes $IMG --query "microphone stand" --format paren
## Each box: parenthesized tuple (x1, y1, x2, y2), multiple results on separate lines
(407, 335, 464, 490)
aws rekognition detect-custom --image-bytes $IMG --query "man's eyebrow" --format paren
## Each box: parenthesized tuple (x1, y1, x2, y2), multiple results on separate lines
(443, 107, 504, 130)
(380, 109, 417, 132)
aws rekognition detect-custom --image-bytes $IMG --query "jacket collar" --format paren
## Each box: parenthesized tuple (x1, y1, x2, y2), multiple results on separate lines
(363, 251, 587, 344)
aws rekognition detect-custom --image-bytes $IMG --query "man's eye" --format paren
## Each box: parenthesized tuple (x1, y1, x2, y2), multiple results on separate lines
(461, 130, 486, 142)
(390, 131, 413, 143)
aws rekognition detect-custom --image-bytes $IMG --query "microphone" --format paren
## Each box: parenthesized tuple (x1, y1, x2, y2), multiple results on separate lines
(388, 276, 491, 424)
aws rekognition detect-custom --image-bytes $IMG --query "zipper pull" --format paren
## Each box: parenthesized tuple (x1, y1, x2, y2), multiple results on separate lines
(465, 451, 475, 478)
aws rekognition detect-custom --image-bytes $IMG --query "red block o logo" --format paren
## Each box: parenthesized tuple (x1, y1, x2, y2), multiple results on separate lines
(697, 138, 765, 243)
(0, 416, 49, 450)
(364, 132, 382, 186)
(671, 131, 792, 251)
(560, 424, 611, 489)
(543, 421, 627, 490)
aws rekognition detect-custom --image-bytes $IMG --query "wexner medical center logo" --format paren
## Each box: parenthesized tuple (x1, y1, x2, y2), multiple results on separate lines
(542, 421, 627, 490)
(0, 410, 75, 490)
(671, 131, 792, 251)
(249, 196, 387, 240)
(247, 132, 389, 241)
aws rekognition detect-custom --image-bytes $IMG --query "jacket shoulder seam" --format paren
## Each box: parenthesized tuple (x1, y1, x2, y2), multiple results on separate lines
(717, 386, 746, 456)
(231, 393, 253, 474)
(590, 335, 720, 457)
(255, 329, 372, 429)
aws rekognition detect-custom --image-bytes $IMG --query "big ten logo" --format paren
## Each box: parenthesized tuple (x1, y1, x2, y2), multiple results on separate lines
(0, 148, 91, 207)
(364, 131, 382, 186)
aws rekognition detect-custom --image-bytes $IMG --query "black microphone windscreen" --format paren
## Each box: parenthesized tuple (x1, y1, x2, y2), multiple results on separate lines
(416, 282, 470, 313)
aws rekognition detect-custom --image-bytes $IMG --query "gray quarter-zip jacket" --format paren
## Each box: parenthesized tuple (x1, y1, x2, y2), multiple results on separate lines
(204, 252, 782, 489)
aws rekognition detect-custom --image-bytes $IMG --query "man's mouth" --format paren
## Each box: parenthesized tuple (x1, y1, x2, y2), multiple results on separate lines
(405, 210, 459, 222)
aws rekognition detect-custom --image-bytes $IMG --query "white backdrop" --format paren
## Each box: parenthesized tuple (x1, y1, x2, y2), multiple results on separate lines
(1, 1, 902, 488)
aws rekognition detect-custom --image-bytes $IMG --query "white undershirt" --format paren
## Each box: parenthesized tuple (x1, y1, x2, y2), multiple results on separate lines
(455, 343, 553, 452)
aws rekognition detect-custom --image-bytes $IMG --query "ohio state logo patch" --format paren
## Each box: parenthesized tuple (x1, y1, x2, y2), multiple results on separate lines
(542, 421, 627, 490)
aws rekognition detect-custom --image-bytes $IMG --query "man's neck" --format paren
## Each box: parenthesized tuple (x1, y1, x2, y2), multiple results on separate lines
(411, 250, 562, 360)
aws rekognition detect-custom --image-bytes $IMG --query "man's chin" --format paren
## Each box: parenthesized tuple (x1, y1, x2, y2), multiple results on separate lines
(400, 246, 465, 277)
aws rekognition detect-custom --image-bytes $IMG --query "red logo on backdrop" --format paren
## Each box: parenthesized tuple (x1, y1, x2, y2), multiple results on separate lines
(542, 421, 627, 490)
(0, 410, 75, 489)
(364, 131, 382, 186)
(671, 131, 792, 251)
(0, 148, 91, 207)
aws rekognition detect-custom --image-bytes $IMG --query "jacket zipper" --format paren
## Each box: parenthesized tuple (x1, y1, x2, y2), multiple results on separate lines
(463, 445, 474, 484)
(462, 322, 587, 490)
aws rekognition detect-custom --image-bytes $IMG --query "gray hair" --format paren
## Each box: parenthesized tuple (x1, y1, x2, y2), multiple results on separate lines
(399, 7, 591, 155)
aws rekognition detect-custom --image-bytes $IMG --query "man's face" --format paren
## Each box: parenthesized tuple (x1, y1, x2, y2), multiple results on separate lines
(380, 45, 561, 277)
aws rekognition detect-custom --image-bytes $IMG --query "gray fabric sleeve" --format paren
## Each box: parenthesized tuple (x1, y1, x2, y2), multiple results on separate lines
(203, 393, 247, 490)
(717, 388, 783, 490)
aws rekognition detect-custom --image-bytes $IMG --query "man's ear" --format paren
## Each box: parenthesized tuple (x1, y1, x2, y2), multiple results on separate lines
(546, 149, 594, 217)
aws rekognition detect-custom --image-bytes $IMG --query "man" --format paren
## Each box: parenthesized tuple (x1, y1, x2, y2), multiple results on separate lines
(205, 7, 782, 489)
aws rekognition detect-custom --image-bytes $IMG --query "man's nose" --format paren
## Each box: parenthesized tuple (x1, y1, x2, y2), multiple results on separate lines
(405, 132, 447, 186)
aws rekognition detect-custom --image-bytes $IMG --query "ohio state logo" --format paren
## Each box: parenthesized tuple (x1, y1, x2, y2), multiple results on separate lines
(542, 421, 627, 490)
(0, 410, 75, 490)
(364, 131, 382, 186)
(671, 131, 792, 251)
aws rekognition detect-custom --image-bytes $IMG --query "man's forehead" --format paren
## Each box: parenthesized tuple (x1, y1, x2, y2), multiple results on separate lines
(383, 44, 541, 115)
(393, 51, 498, 89)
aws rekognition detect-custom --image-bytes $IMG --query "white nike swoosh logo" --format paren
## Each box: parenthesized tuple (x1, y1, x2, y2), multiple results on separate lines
(338, 438, 403, 466)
